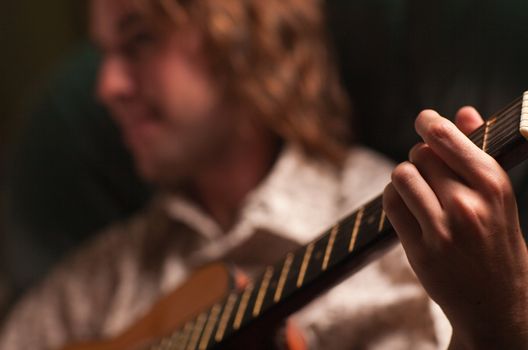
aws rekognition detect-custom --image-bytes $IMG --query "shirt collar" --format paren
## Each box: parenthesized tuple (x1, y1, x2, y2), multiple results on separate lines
(160, 144, 343, 244)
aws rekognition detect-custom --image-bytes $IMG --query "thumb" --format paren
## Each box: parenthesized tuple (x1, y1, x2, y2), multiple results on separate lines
(455, 106, 484, 136)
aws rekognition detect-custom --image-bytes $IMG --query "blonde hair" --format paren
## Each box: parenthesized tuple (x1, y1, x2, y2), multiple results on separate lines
(136, 0, 351, 164)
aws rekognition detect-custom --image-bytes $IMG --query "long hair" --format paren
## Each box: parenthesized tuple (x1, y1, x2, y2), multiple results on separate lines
(136, 0, 352, 165)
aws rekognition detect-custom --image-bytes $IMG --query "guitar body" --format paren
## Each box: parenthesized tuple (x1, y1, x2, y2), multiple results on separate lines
(62, 263, 306, 350)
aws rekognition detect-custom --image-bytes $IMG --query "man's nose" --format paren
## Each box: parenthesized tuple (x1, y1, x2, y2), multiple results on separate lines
(96, 55, 136, 105)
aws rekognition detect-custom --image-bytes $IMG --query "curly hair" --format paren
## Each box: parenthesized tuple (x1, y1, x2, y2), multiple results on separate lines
(135, 0, 352, 165)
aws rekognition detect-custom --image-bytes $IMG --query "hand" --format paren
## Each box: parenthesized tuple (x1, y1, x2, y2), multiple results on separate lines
(383, 107, 528, 349)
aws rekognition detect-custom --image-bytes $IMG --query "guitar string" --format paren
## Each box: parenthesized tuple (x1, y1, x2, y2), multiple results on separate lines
(469, 101, 520, 148)
(485, 112, 524, 157)
(149, 98, 524, 350)
(486, 108, 524, 150)
(470, 97, 520, 145)
(157, 130, 518, 350)
(460, 103, 521, 159)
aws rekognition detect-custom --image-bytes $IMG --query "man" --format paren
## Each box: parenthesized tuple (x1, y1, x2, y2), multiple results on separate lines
(1, 0, 527, 349)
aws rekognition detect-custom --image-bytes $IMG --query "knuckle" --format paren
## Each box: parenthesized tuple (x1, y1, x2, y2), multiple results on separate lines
(412, 144, 434, 164)
(391, 162, 417, 187)
(427, 119, 453, 140)
(482, 174, 504, 196)
(447, 192, 490, 233)
(416, 109, 438, 123)
(449, 191, 478, 217)
(409, 142, 424, 160)
(478, 171, 512, 199)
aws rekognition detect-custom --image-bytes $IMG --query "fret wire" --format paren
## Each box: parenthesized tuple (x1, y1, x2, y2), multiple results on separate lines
(467, 119, 487, 144)
(488, 108, 522, 140)
(339, 197, 379, 229)
(462, 109, 521, 161)
(173, 96, 525, 350)
(233, 283, 254, 330)
(337, 199, 382, 240)
(314, 200, 381, 262)
(168, 330, 186, 350)
(198, 304, 222, 350)
(215, 292, 238, 342)
(253, 266, 274, 317)
(492, 110, 522, 136)
(469, 101, 520, 146)
(177, 331, 190, 350)
(348, 206, 365, 252)
(205, 97, 523, 348)
(322, 224, 339, 271)
(297, 242, 315, 287)
(274, 253, 294, 302)
(478, 97, 522, 137)
(179, 321, 196, 350)
(482, 118, 496, 152)
(150, 334, 170, 350)
(471, 115, 511, 151)
(378, 209, 386, 232)
(354, 199, 382, 223)
(187, 313, 208, 350)
(481, 96, 521, 130)
(163, 331, 181, 350)
(488, 114, 523, 147)
(366, 200, 383, 228)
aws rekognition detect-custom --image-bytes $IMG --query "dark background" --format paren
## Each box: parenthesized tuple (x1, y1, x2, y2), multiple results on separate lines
(0, 0, 88, 317)
(2, 0, 528, 318)
(0, 1, 87, 140)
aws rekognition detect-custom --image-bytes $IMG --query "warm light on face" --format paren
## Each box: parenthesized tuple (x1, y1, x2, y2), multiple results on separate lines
(89, 0, 238, 187)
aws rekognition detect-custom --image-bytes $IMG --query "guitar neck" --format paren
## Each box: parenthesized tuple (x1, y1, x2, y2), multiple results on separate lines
(148, 92, 528, 350)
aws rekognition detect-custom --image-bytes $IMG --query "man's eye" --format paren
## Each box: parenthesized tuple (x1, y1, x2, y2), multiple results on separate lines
(123, 32, 155, 58)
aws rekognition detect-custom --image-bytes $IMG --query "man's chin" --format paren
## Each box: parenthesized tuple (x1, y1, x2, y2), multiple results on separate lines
(135, 161, 166, 186)
(134, 158, 190, 189)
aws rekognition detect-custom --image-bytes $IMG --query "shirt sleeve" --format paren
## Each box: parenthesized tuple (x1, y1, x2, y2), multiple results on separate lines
(0, 225, 125, 350)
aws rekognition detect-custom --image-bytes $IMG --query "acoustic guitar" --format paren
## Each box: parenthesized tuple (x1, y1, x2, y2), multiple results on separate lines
(62, 92, 528, 350)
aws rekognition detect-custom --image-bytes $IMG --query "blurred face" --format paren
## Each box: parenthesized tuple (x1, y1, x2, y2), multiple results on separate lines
(90, 0, 237, 186)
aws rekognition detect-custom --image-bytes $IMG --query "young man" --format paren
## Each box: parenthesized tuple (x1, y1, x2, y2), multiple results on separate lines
(1, 0, 527, 349)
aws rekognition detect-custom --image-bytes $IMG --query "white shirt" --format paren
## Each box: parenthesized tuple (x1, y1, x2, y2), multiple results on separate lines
(0, 145, 451, 350)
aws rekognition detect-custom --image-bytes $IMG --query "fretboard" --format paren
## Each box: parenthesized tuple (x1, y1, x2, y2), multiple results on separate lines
(148, 92, 528, 350)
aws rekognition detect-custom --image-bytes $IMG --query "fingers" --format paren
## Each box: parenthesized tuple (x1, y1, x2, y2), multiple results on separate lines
(455, 106, 484, 136)
(414, 109, 507, 196)
(389, 161, 444, 234)
(387, 107, 515, 256)
(382, 183, 422, 253)
(408, 143, 470, 209)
